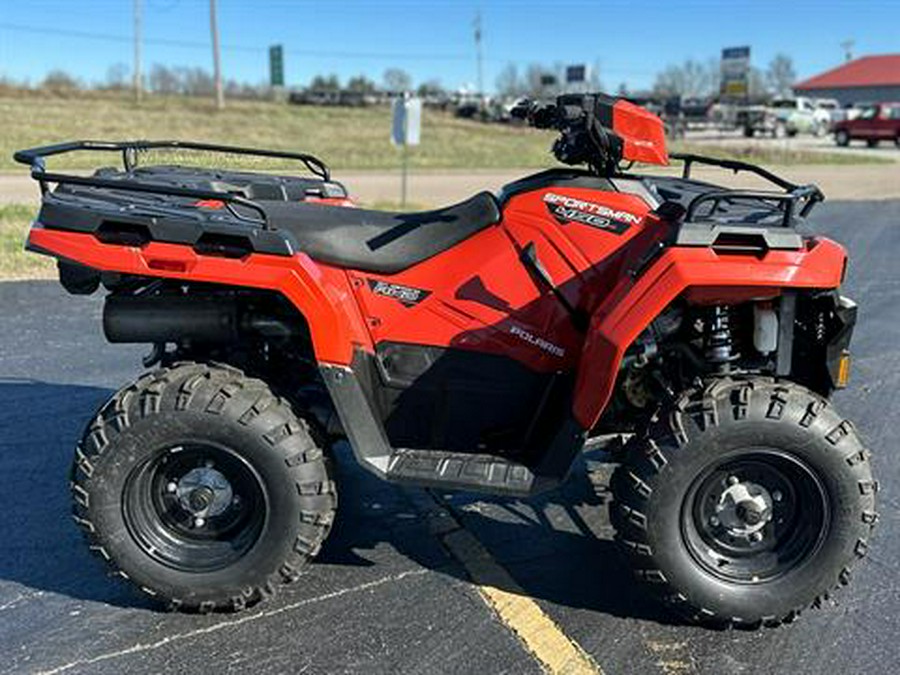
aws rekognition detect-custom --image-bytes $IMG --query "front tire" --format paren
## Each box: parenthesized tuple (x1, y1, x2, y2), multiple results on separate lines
(836, 130, 850, 146)
(610, 378, 877, 627)
(71, 362, 337, 612)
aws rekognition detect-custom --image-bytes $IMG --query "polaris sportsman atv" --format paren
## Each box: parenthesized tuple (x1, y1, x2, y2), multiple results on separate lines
(15, 93, 876, 626)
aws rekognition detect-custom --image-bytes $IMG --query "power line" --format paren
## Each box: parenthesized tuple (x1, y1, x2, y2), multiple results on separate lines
(0, 22, 472, 61)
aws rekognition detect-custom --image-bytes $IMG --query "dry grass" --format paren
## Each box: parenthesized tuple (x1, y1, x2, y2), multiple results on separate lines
(0, 204, 54, 279)
(0, 92, 556, 173)
(0, 91, 886, 174)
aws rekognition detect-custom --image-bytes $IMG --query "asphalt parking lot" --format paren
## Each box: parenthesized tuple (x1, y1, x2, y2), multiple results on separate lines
(1, 200, 898, 674)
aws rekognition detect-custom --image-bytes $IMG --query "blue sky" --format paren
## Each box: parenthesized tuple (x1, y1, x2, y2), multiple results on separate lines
(0, 0, 897, 92)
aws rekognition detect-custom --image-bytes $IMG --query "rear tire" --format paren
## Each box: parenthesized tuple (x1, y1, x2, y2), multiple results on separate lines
(610, 378, 877, 627)
(835, 130, 850, 146)
(71, 362, 336, 612)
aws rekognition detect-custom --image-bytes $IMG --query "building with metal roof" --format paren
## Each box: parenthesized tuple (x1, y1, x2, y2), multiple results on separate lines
(794, 54, 900, 106)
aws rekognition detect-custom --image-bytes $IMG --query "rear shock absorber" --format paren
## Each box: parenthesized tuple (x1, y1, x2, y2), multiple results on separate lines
(704, 305, 740, 371)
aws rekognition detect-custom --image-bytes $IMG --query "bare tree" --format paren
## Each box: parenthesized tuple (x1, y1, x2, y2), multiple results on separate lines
(766, 54, 797, 98)
(41, 70, 80, 92)
(524, 63, 557, 97)
(748, 67, 768, 99)
(653, 59, 712, 98)
(495, 63, 524, 97)
(105, 63, 130, 90)
(382, 68, 412, 93)
(149, 64, 179, 94)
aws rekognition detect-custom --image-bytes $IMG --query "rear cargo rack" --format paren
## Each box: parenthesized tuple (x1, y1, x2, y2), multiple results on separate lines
(14, 140, 332, 231)
(669, 152, 824, 228)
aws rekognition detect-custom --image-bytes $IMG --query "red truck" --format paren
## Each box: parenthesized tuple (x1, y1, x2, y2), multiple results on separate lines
(833, 102, 900, 147)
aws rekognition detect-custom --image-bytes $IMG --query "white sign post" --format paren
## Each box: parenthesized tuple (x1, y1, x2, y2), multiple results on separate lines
(391, 95, 422, 207)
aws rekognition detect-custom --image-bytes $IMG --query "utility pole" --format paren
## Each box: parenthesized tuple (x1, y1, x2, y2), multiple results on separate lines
(840, 39, 855, 63)
(210, 0, 224, 109)
(474, 11, 483, 99)
(133, 0, 142, 103)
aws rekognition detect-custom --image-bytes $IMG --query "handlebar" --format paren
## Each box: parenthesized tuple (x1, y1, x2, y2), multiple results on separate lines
(512, 95, 624, 173)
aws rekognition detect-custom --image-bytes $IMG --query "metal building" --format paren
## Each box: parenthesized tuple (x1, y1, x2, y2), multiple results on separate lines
(794, 54, 900, 106)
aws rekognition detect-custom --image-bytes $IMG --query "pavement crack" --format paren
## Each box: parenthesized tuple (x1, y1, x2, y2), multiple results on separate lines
(34, 568, 428, 675)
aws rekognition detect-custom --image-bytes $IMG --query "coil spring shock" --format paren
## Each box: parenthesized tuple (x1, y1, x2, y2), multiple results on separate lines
(705, 305, 739, 371)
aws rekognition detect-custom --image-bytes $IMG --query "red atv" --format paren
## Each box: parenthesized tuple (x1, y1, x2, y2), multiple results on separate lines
(15, 93, 876, 625)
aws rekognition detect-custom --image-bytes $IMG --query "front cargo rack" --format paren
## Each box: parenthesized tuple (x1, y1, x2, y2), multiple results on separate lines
(14, 140, 333, 230)
(669, 152, 825, 228)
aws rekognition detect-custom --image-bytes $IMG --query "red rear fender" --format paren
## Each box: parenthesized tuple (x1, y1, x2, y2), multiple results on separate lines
(27, 228, 370, 365)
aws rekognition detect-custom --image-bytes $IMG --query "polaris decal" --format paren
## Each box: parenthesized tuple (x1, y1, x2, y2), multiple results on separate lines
(367, 279, 431, 307)
(509, 324, 565, 358)
(542, 192, 640, 234)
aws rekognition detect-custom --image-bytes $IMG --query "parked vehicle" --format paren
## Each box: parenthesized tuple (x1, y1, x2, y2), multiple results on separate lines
(833, 102, 900, 147)
(738, 97, 828, 137)
(15, 93, 875, 627)
(815, 98, 842, 126)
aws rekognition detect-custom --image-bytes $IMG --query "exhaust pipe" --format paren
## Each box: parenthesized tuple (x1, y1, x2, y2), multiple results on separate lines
(103, 295, 239, 344)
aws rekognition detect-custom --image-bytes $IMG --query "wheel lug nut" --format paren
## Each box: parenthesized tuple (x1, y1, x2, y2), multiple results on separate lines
(194, 517, 206, 528)
(772, 490, 783, 502)
(750, 532, 763, 543)
(204, 460, 214, 469)
(709, 516, 720, 527)
(727, 476, 739, 486)
(166, 482, 178, 493)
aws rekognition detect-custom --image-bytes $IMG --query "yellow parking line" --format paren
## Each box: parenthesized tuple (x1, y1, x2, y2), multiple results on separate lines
(442, 528, 603, 675)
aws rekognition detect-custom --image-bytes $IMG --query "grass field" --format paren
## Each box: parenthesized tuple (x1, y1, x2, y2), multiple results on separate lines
(0, 91, 886, 173)
(0, 204, 54, 279)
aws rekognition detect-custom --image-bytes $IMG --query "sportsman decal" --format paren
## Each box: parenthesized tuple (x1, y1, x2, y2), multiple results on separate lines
(542, 192, 641, 234)
(367, 279, 431, 307)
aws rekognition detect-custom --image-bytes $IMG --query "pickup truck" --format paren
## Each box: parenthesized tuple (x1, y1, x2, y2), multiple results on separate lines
(738, 97, 830, 138)
(833, 102, 900, 147)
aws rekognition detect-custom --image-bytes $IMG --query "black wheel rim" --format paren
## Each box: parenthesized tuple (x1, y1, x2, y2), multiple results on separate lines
(681, 449, 830, 584)
(123, 443, 267, 573)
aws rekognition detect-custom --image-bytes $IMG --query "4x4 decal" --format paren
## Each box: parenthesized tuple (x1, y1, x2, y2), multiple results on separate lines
(542, 192, 640, 234)
(367, 279, 431, 307)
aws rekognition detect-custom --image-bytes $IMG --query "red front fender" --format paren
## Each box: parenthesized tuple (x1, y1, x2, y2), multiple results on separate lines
(572, 237, 847, 428)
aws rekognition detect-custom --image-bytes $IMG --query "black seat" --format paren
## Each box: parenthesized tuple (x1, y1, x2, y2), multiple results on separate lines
(259, 191, 501, 273)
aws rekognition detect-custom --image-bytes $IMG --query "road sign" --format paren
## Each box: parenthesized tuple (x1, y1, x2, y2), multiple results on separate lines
(540, 74, 557, 87)
(391, 97, 421, 146)
(391, 96, 422, 207)
(721, 46, 750, 98)
(566, 65, 587, 84)
(269, 44, 284, 87)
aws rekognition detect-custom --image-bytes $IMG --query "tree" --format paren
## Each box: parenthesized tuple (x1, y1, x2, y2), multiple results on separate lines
(416, 78, 444, 98)
(41, 70, 79, 91)
(382, 68, 412, 93)
(149, 64, 180, 94)
(309, 74, 340, 92)
(748, 66, 768, 99)
(767, 53, 797, 98)
(346, 75, 376, 93)
(495, 63, 525, 97)
(179, 67, 215, 96)
(105, 63, 130, 90)
(653, 59, 713, 98)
